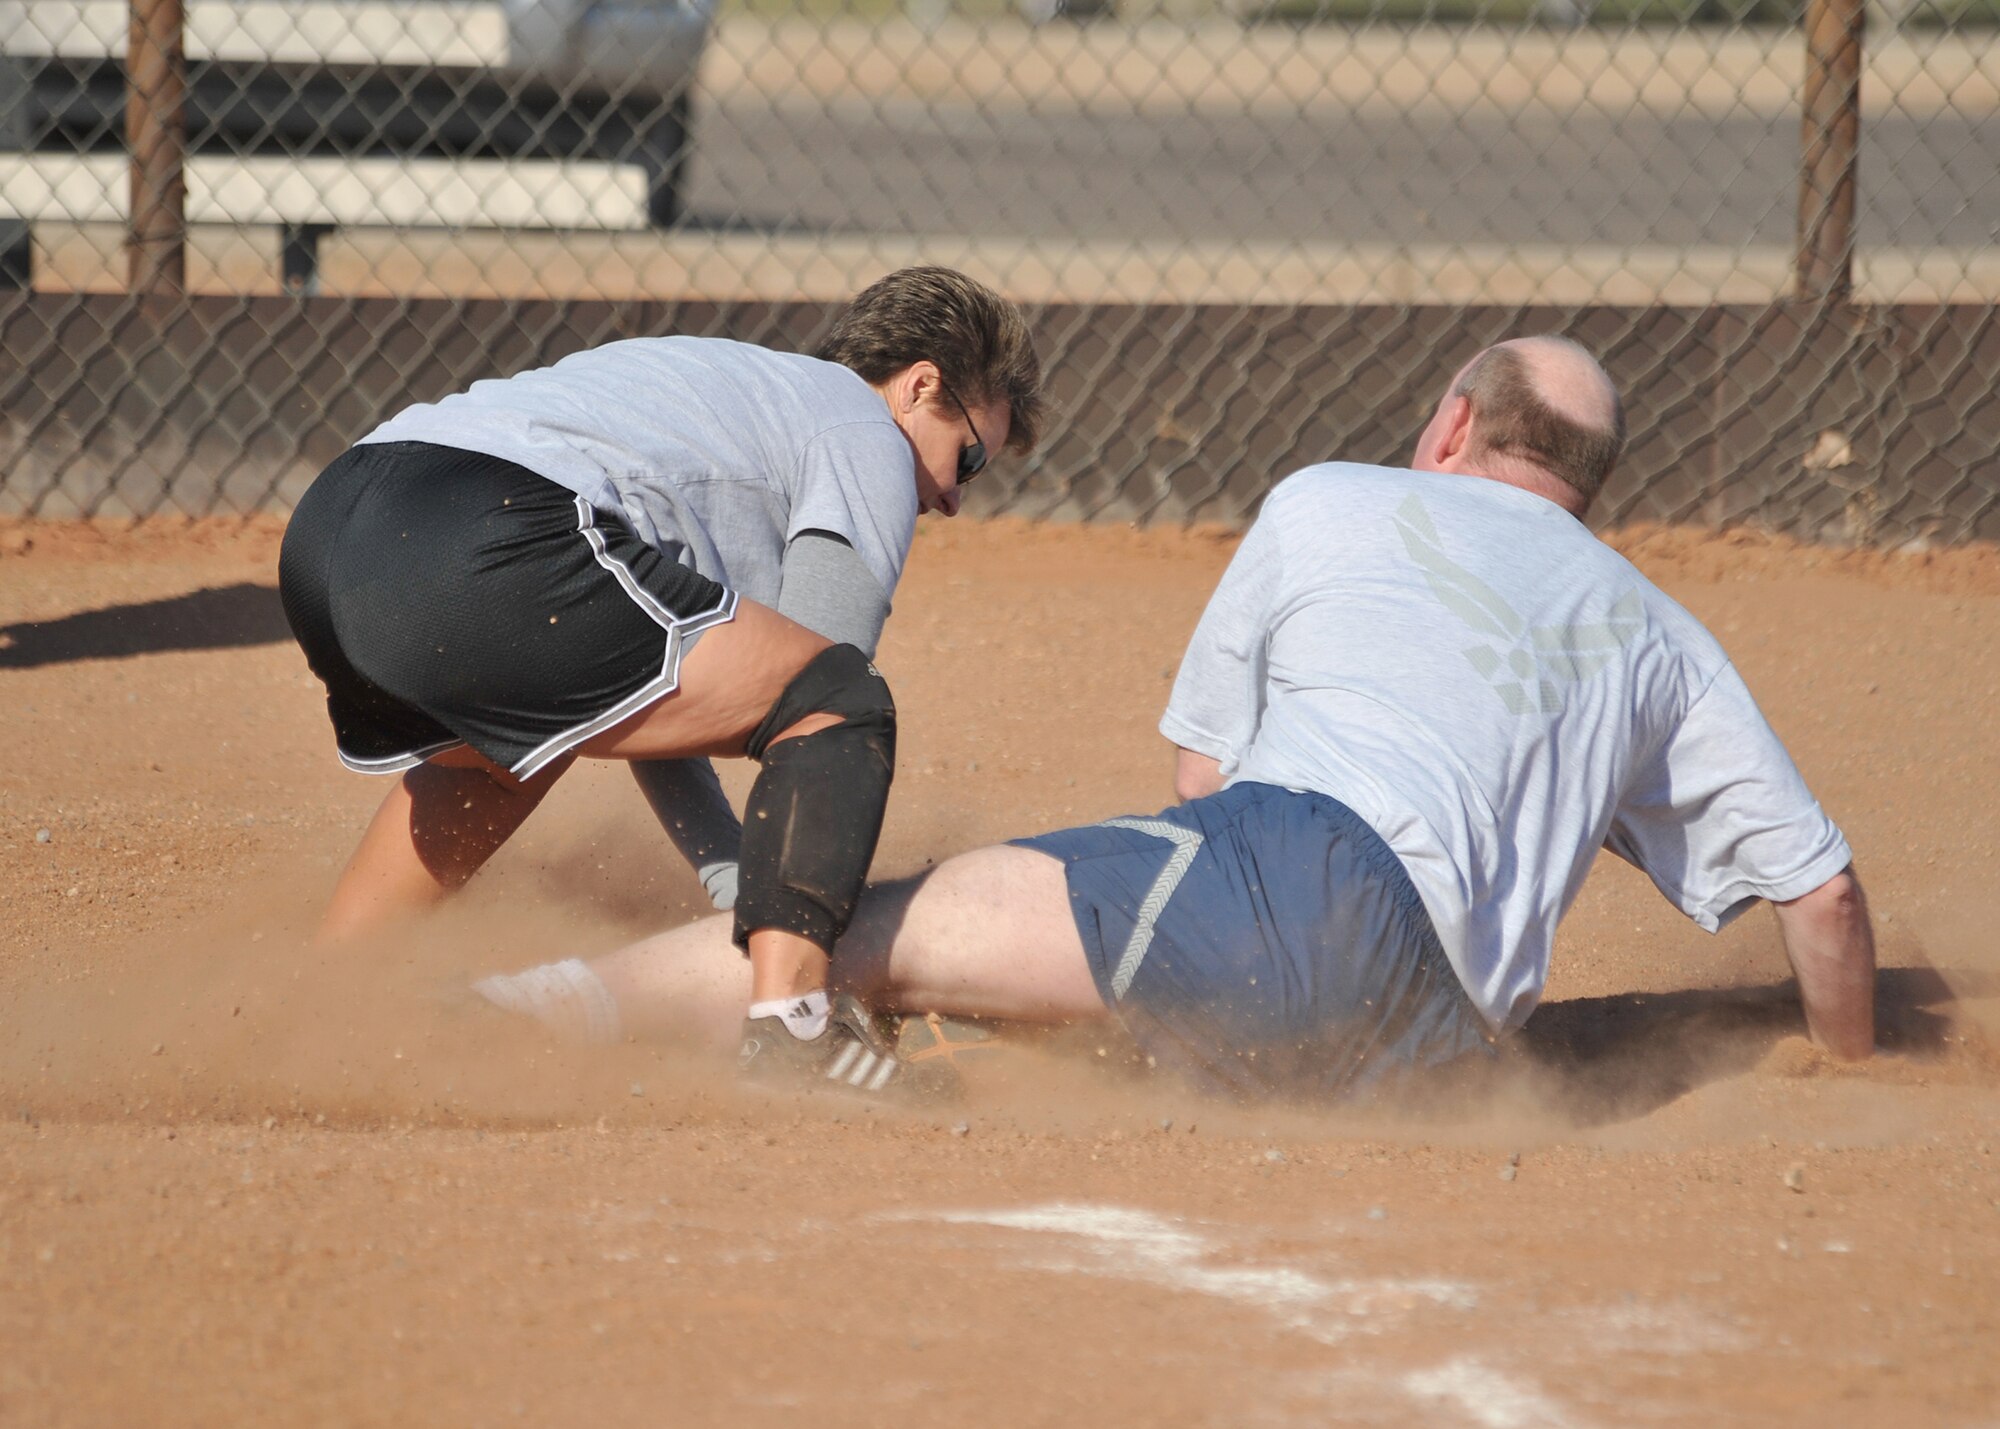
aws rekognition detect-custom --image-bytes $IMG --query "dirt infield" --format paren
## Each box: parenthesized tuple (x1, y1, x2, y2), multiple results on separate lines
(1, 515, 1996, 1425)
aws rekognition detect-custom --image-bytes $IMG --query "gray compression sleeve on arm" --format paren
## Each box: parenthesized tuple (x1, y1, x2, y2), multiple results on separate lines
(630, 531, 889, 911)
(631, 757, 743, 909)
(777, 529, 891, 658)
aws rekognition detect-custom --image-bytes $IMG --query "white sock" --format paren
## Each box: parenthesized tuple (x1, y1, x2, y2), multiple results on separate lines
(472, 958, 622, 1046)
(745, 989, 830, 1041)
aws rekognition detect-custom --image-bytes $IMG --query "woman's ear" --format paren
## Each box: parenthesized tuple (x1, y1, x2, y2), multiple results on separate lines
(901, 360, 943, 410)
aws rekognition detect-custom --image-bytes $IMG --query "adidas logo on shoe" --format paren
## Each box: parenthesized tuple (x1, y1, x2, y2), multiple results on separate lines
(824, 1037, 898, 1092)
(738, 992, 907, 1099)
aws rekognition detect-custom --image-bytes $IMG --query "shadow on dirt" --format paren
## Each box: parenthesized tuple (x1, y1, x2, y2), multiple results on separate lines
(0, 583, 290, 667)
(1510, 966, 1994, 1127)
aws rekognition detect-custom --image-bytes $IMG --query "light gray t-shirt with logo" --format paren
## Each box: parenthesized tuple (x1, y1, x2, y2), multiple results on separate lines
(357, 336, 918, 606)
(1161, 463, 1852, 1033)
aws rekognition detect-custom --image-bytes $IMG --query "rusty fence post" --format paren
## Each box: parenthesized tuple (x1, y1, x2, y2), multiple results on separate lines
(1797, 0, 1864, 303)
(125, 0, 187, 294)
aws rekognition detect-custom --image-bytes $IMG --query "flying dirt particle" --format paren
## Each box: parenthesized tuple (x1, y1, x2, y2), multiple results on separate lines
(1784, 1165, 1806, 1193)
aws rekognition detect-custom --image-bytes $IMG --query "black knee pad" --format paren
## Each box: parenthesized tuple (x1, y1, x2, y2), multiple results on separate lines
(732, 644, 897, 954)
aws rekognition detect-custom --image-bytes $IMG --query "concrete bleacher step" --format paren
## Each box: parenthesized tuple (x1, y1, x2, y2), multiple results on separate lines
(14, 224, 2000, 305)
(2, 0, 509, 66)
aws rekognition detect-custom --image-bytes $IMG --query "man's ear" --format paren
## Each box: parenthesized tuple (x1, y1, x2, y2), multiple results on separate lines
(1431, 393, 1474, 469)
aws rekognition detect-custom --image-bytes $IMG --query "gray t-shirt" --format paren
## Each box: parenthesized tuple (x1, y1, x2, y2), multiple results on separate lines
(1161, 463, 1852, 1032)
(357, 336, 918, 605)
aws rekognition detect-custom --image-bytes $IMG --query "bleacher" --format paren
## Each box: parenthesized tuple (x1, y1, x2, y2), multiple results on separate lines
(0, 0, 703, 289)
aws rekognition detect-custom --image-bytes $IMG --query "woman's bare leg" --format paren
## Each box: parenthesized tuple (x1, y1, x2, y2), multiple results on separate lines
(317, 597, 832, 952)
(318, 752, 572, 942)
(579, 599, 845, 1006)
(578, 598, 834, 762)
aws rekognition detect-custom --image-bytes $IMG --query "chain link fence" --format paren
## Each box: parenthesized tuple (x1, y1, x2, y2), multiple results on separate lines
(2, 0, 1997, 539)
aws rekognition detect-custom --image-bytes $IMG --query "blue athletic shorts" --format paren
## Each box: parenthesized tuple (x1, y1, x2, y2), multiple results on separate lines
(1011, 782, 1493, 1100)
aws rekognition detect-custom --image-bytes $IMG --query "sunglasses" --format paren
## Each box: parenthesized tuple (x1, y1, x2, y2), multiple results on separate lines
(944, 388, 989, 484)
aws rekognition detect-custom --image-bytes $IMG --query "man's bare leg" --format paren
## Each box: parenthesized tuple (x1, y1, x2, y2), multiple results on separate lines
(580, 844, 1106, 1055)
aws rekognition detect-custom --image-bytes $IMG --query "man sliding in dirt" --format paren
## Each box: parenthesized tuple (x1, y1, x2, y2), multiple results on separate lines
(476, 335, 1877, 1101)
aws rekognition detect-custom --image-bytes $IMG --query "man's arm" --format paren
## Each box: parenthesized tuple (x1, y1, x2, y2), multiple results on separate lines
(1604, 662, 1863, 1054)
(1159, 501, 1285, 802)
(1771, 867, 1875, 1060)
(1174, 748, 1224, 803)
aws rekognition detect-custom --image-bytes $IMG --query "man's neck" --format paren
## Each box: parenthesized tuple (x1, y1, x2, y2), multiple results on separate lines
(1461, 461, 1590, 520)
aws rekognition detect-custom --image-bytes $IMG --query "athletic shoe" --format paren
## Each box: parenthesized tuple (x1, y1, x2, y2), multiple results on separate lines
(738, 992, 907, 1096)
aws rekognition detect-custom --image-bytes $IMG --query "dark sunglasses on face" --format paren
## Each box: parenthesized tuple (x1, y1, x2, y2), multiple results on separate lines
(945, 388, 988, 483)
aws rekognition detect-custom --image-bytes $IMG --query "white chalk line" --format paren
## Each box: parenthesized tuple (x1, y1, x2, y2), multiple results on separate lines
(897, 1201, 1475, 1346)
(1403, 1357, 1579, 1429)
(880, 1201, 1763, 1426)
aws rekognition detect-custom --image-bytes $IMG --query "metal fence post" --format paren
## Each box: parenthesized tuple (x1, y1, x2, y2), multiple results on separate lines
(125, 0, 187, 294)
(1796, 0, 1864, 303)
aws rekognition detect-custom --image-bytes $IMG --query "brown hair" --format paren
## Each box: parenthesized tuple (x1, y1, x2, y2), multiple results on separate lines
(816, 266, 1046, 454)
(1453, 341, 1626, 505)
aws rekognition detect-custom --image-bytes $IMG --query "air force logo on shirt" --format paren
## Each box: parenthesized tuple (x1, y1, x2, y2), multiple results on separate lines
(1394, 494, 1641, 716)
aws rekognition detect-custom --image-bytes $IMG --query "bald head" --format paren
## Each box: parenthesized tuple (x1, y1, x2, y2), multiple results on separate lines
(1441, 336, 1626, 508)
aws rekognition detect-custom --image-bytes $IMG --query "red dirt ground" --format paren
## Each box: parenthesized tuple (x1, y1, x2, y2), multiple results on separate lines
(1, 515, 1996, 1426)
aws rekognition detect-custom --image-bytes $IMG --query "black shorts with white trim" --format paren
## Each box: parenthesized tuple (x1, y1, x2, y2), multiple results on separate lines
(279, 440, 737, 779)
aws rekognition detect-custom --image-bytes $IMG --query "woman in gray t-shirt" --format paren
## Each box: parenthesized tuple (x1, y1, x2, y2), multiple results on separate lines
(279, 266, 1044, 1092)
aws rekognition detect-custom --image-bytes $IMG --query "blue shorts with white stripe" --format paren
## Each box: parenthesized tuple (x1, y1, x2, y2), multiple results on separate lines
(1011, 782, 1491, 1101)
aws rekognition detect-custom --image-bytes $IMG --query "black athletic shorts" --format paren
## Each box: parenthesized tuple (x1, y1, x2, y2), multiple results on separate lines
(279, 440, 738, 779)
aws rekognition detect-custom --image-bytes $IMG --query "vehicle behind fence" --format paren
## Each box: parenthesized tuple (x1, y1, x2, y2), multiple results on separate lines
(1, 0, 1996, 540)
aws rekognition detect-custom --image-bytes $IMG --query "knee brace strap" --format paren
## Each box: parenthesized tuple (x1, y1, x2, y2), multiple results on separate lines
(732, 643, 896, 954)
